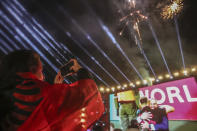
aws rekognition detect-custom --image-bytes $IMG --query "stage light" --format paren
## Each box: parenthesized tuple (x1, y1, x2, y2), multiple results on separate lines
(158, 76, 163, 80)
(129, 82, 134, 86)
(165, 74, 170, 78)
(99, 87, 104, 92)
(149, 77, 155, 82)
(183, 70, 188, 75)
(136, 81, 141, 85)
(143, 80, 148, 84)
(191, 68, 196, 72)
(156, 79, 160, 82)
(123, 84, 128, 88)
(106, 88, 110, 92)
(170, 76, 174, 79)
(174, 72, 179, 76)
(117, 85, 121, 89)
(111, 87, 115, 92)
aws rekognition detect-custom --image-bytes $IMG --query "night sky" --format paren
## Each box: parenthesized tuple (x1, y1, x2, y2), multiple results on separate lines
(0, 0, 197, 87)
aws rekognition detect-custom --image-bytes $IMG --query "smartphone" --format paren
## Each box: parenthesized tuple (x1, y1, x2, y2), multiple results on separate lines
(60, 61, 74, 76)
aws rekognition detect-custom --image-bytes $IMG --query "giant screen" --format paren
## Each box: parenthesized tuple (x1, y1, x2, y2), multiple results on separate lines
(110, 77, 197, 128)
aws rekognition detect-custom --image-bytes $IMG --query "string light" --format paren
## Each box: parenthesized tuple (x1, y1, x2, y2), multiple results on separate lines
(99, 87, 104, 92)
(106, 88, 110, 92)
(191, 68, 196, 72)
(123, 84, 128, 88)
(170, 76, 174, 79)
(111, 87, 115, 92)
(98, 66, 196, 93)
(149, 77, 155, 82)
(174, 72, 179, 76)
(129, 82, 134, 86)
(158, 76, 163, 80)
(182, 70, 188, 75)
(143, 80, 148, 85)
(136, 81, 141, 85)
(165, 74, 170, 78)
(117, 85, 121, 89)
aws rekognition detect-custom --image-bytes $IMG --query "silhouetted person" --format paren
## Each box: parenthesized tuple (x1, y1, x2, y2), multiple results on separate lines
(0, 50, 104, 131)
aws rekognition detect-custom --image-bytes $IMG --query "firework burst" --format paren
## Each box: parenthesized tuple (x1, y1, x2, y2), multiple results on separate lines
(119, 0, 147, 43)
(161, 0, 183, 19)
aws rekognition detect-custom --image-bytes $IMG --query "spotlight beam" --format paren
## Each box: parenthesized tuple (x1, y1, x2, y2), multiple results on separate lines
(60, 43, 110, 87)
(2, 0, 76, 83)
(101, 25, 144, 81)
(59, 6, 131, 83)
(79, 1, 143, 81)
(148, 20, 172, 76)
(0, 29, 20, 50)
(0, 38, 13, 52)
(134, 35, 157, 78)
(0, 44, 8, 54)
(0, 8, 61, 75)
(9, 0, 74, 67)
(174, 16, 186, 70)
(0, 19, 30, 49)
(30, 3, 119, 85)
(65, 32, 121, 85)
(5, 0, 66, 63)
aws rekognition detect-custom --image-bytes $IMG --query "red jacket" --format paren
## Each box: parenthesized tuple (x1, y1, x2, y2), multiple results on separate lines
(12, 72, 104, 131)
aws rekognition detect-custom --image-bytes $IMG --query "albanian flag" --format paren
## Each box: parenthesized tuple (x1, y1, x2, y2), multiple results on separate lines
(17, 79, 104, 131)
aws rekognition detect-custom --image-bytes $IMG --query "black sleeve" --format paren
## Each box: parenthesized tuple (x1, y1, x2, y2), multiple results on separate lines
(77, 68, 93, 80)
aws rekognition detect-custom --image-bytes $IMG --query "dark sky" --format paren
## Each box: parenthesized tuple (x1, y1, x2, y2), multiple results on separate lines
(0, 0, 197, 87)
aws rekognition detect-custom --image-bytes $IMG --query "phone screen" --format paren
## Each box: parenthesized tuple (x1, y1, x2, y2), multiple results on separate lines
(60, 61, 74, 76)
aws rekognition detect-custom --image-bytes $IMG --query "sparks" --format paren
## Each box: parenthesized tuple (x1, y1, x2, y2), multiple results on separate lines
(161, 0, 183, 19)
(119, 0, 147, 44)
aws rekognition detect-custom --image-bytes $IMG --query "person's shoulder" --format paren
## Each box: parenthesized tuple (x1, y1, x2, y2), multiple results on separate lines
(141, 106, 151, 112)
(32, 79, 51, 87)
(157, 107, 167, 115)
(158, 107, 166, 111)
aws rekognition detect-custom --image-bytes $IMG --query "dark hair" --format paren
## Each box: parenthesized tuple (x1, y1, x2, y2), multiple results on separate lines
(140, 97, 148, 104)
(0, 50, 40, 78)
(0, 50, 40, 122)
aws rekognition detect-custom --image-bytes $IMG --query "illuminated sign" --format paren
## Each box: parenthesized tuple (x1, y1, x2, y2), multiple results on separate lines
(139, 77, 197, 120)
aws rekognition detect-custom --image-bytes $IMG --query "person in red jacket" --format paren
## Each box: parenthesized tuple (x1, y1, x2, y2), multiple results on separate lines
(0, 50, 104, 131)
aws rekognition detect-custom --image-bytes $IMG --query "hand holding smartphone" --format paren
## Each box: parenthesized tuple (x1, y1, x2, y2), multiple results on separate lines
(60, 61, 74, 77)
(60, 59, 81, 77)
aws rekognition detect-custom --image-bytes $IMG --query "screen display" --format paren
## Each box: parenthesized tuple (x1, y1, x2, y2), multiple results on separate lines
(110, 77, 197, 129)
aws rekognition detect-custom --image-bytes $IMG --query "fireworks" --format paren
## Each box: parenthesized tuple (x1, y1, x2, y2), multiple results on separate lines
(119, 9, 147, 43)
(119, 0, 147, 37)
(161, 0, 183, 19)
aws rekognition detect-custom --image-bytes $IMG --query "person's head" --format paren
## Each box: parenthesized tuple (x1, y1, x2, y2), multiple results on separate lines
(0, 50, 44, 80)
(149, 98, 158, 109)
(139, 97, 149, 109)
